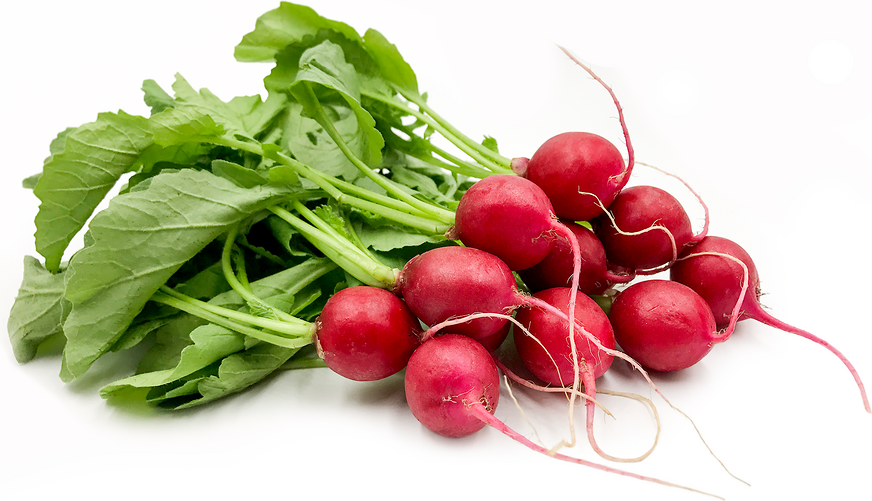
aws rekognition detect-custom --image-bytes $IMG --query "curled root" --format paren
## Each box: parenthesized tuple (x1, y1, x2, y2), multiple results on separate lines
(557, 45, 635, 187)
(635, 160, 710, 243)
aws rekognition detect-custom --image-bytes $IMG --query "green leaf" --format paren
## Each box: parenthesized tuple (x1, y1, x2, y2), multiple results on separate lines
(211, 159, 269, 188)
(170, 73, 280, 142)
(482, 136, 499, 153)
(267, 213, 317, 258)
(353, 219, 445, 253)
(289, 40, 384, 167)
(174, 342, 299, 409)
(22, 173, 41, 189)
(142, 79, 175, 115)
(101, 324, 247, 399)
(7, 256, 70, 363)
(149, 101, 225, 146)
(101, 257, 336, 405)
(33, 111, 153, 272)
(362, 28, 418, 94)
(32, 104, 233, 273)
(282, 101, 364, 181)
(389, 163, 463, 206)
(59, 169, 291, 381)
(233, 2, 363, 63)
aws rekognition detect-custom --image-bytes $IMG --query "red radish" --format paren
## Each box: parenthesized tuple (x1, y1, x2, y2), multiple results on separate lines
(405, 334, 500, 438)
(609, 280, 723, 372)
(670, 235, 871, 412)
(669, 237, 758, 329)
(451, 174, 565, 271)
(523, 132, 628, 222)
(513, 287, 620, 460)
(594, 185, 697, 273)
(518, 48, 634, 222)
(314, 286, 421, 381)
(404, 334, 720, 497)
(394, 246, 519, 341)
(513, 288, 616, 386)
(519, 220, 634, 294)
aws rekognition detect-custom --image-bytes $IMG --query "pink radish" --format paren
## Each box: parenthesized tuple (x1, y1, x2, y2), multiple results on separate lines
(670, 235, 871, 412)
(609, 280, 723, 372)
(314, 286, 421, 381)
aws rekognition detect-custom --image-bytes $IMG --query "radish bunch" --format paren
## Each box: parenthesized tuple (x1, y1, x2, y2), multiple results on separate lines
(9, 3, 868, 499)
(301, 46, 870, 487)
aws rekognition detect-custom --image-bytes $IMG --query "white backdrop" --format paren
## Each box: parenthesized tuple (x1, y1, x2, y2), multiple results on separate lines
(1, 1, 870, 500)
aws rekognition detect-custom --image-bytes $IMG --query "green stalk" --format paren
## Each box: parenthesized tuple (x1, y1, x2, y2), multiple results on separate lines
(363, 90, 514, 175)
(221, 223, 303, 325)
(313, 172, 452, 223)
(401, 89, 513, 168)
(391, 125, 494, 179)
(158, 285, 311, 332)
(290, 200, 373, 261)
(200, 136, 453, 233)
(269, 206, 398, 289)
(151, 290, 313, 349)
(280, 357, 329, 370)
(302, 84, 455, 224)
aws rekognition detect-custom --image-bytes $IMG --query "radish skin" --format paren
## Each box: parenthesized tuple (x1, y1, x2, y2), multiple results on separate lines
(671, 236, 871, 412)
(314, 286, 421, 381)
(609, 280, 723, 373)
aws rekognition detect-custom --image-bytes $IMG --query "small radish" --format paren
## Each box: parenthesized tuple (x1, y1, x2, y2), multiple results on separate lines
(394, 246, 519, 341)
(450, 174, 565, 271)
(513, 287, 616, 386)
(670, 235, 871, 412)
(314, 286, 421, 381)
(405, 334, 500, 438)
(404, 334, 720, 498)
(518, 48, 633, 222)
(518, 220, 634, 294)
(594, 185, 698, 273)
(523, 132, 628, 222)
(513, 287, 624, 461)
(609, 280, 722, 373)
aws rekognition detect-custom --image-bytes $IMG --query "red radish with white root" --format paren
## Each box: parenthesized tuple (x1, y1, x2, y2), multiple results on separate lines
(594, 185, 702, 274)
(513, 287, 639, 462)
(403, 334, 722, 499)
(517, 47, 635, 223)
(670, 236, 871, 413)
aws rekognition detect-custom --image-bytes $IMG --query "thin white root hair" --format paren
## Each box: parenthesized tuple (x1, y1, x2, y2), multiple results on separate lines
(634, 159, 710, 242)
(495, 358, 614, 417)
(595, 388, 662, 463)
(577, 189, 679, 274)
